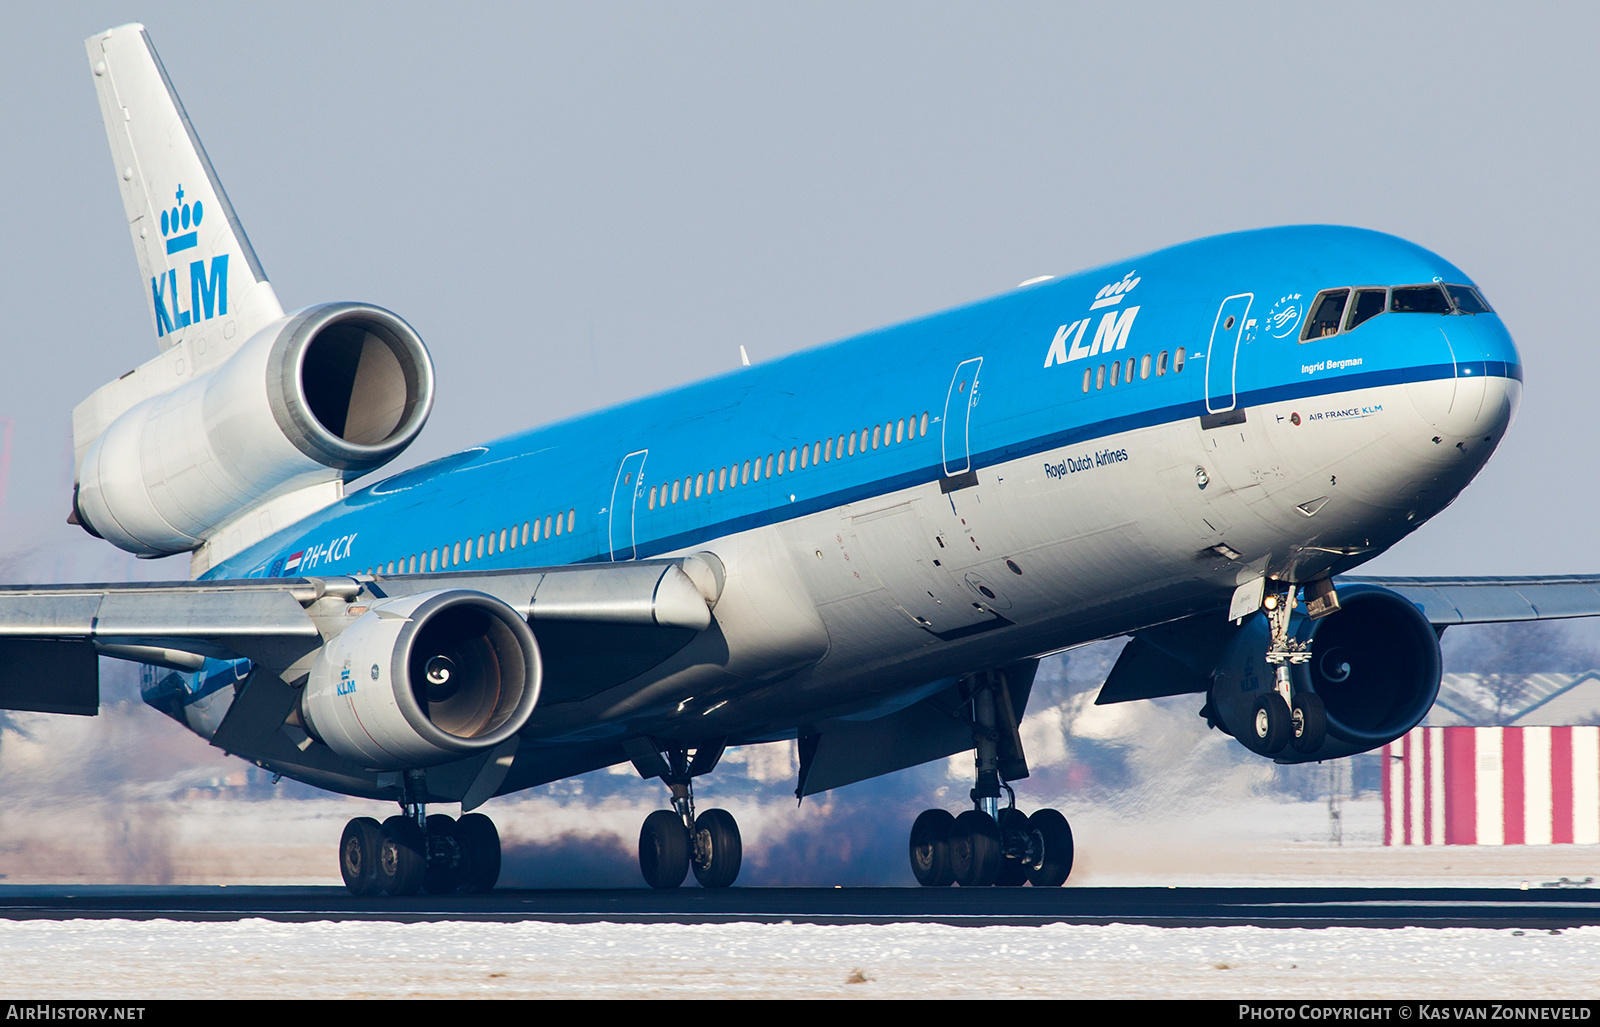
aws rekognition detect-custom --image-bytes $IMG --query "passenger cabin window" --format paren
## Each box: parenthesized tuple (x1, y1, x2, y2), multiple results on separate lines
(1300, 289, 1350, 341)
(1391, 284, 1451, 314)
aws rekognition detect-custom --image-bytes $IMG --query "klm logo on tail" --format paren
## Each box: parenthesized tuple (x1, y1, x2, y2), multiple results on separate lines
(151, 184, 227, 338)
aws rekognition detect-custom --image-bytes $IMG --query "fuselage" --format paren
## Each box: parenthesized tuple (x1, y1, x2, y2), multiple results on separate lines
(158, 225, 1521, 792)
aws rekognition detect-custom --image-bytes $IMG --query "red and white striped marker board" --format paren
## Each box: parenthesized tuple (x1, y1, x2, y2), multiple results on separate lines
(1382, 726, 1600, 845)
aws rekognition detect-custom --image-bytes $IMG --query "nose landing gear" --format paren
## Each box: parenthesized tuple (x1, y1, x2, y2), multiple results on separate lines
(1248, 580, 1330, 755)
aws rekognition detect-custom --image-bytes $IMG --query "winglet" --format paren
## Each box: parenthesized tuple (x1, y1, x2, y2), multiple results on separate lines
(86, 24, 283, 352)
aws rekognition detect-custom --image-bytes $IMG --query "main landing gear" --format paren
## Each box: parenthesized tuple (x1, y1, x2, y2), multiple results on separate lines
(339, 776, 502, 897)
(909, 670, 1074, 887)
(1245, 581, 1329, 757)
(627, 739, 742, 889)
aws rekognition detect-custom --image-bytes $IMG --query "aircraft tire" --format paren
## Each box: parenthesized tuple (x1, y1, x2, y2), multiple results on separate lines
(1290, 693, 1328, 753)
(378, 815, 427, 896)
(455, 812, 502, 893)
(339, 816, 384, 897)
(909, 809, 956, 887)
(950, 810, 1002, 887)
(690, 808, 742, 889)
(1248, 694, 1291, 755)
(1024, 809, 1074, 887)
(639, 809, 690, 889)
(421, 813, 461, 894)
(993, 808, 1029, 886)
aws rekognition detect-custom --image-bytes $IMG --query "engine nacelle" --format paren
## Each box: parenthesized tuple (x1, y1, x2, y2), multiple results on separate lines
(75, 302, 434, 556)
(301, 590, 541, 770)
(1210, 584, 1442, 762)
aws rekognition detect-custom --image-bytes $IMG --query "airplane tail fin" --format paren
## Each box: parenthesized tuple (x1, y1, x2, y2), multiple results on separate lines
(85, 24, 283, 353)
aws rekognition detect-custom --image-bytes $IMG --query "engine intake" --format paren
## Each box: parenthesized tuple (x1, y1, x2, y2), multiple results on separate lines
(74, 302, 434, 556)
(301, 590, 541, 770)
(267, 303, 433, 473)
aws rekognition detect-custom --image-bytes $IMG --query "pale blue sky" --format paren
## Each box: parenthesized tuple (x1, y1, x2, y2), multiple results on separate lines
(2, 2, 1592, 578)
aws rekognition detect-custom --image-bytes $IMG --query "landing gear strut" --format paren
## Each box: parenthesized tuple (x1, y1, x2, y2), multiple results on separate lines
(908, 669, 1074, 888)
(1249, 581, 1329, 755)
(626, 739, 742, 889)
(338, 773, 502, 896)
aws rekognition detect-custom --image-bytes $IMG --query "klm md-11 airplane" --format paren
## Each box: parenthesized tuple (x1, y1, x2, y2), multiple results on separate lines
(7, 24, 1586, 894)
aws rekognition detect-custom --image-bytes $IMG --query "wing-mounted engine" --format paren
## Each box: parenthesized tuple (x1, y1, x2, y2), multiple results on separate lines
(1208, 584, 1442, 762)
(73, 302, 434, 560)
(300, 589, 540, 769)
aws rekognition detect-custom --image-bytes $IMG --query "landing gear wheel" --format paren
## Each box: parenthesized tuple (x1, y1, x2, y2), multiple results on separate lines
(690, 808, 742, 888)
(422, 813, 461, 895)
(378, 815, 426, 896)
(455, 812, 502, 893)
(1248, 693, 1291, 755)
(639, 809, 690, 889)
(994, 808, 1029, 887)
(1290, 692, 1327, 753)
(339, 817, 384, 897)
(1025, 808, 1074, 887)
(909, 809, 956, 887)
(950, 810, 1002, 888)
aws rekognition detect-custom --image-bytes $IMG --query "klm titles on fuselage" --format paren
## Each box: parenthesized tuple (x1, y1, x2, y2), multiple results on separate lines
(151, 185, 227, 339)
(1044, 447, 1129, 479)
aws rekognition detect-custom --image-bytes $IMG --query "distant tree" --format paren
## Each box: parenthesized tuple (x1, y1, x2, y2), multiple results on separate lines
(1442, 621, 1600, 725)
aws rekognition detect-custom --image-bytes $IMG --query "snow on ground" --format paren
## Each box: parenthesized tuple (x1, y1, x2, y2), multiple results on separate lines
(0, 920, 1595, 999)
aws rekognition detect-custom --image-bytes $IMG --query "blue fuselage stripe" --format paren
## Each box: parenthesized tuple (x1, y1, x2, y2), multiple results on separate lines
(610, 360, 1519, 563)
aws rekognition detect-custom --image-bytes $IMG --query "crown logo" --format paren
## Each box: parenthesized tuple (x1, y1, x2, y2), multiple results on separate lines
(160, 185, 202, 255)
(1090, 270, 1140, 310)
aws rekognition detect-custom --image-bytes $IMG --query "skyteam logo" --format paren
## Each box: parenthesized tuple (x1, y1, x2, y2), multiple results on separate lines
(1265, 293, 1305, 339)
(150, 184, 228, 339)
(1043, 271, 1143, 368)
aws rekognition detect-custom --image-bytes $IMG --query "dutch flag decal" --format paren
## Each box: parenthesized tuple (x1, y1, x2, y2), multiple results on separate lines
(284, 551, 304, 573)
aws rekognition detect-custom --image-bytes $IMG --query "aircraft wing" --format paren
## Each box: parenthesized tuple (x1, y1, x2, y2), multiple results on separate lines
(0, 557, 721, 716)
(1338, 575, 1600, 626)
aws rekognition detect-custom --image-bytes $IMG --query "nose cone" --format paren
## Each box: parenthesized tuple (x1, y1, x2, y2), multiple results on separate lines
(1407, 315, 1521, 440)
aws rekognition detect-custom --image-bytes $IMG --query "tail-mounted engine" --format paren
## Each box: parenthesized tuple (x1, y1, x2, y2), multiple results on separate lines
(1209, 584, 1442, 762)
(300, 589, 541, 770)
(73, 302, 434, 556)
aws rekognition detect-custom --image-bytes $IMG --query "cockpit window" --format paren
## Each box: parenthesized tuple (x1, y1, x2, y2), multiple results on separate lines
(1445, 284, 1492, 314)
(1390, 284, 1451, 314)
(1300, 289, 1349, 341)
(1344, 288, 1387, 332)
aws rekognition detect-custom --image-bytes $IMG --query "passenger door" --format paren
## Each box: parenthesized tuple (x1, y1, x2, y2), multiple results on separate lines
(608, 449, 648, 561)
(1205, 294, 1254, 414)
(941, 357, 983, 477)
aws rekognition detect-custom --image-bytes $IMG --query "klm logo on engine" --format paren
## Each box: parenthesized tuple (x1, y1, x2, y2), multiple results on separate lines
(151, 184, 228, 339)
(1043, 270, 1142, 368)
(336, 660, 357, 697)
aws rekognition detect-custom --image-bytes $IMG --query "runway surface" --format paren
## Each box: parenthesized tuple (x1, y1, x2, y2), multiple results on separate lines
(0, 884, 1596, 929)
